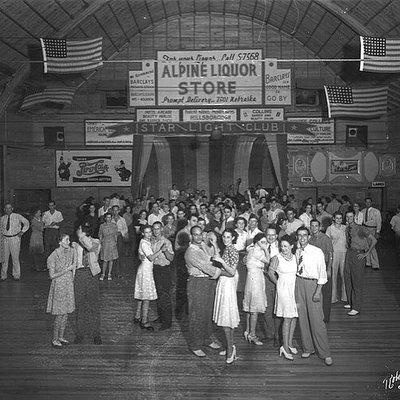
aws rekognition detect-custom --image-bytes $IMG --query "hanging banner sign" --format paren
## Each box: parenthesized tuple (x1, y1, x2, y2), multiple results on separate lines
(265, 59, 291, 105)
(129, 60, 156, 106)
(106, 120, 315, 136)
(56, 150, 132, 187)
(158, 49, 263, 63)
(183, 109, 237, 122)
(287, 117, 335, 144)
(157, 50, 263, 106)
(137, 109, 179, 122)
(240, 108, 284, 121)
(85, 120, 134, 145)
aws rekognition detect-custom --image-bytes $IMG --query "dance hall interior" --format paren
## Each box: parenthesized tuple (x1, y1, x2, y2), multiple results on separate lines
(1, 1, 400, 399)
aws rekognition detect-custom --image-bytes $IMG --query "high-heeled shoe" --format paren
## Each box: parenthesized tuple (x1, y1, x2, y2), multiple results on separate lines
(288, 346, 298, 355)
(243, 331, 249, 341)
(279, 346, 294, 360)
(247, 334, 263, 346)
(226, 345, 237, 364)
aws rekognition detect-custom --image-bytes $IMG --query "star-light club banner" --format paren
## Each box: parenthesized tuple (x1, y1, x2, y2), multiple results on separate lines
(56, 150, 132, 187)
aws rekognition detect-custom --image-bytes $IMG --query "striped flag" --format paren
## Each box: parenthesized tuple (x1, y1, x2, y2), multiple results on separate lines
(21, 87, 75, 110)
(360, 36, 400, 73)
(40, 37, 103, 74)
(324, 86, 388, 118)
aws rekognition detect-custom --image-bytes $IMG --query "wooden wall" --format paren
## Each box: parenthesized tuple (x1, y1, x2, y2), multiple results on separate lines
(1, 13, 399, 223)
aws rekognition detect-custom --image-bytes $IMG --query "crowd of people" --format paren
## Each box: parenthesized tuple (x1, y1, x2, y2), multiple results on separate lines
(1, 183, 399, 366)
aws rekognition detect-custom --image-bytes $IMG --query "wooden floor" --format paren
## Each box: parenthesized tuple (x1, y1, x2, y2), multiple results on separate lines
(1, 245, 399, 400)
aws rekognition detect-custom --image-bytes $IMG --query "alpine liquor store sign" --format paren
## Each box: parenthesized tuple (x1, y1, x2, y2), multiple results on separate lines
(157, 50, 263, 106)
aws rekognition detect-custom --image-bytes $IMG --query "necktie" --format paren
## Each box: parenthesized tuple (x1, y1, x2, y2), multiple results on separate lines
(346, 225, 352, 249)
(297, 250, 304, 275)
(267, 244, 271, 255)
(365, 208, 369, 222)
(6, 214, 10, 231)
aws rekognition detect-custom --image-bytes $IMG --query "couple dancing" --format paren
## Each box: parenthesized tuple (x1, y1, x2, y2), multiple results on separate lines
(268, 226, 333, 365)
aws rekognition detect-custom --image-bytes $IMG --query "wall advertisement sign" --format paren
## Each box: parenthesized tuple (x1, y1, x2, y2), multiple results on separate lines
(264, 59, 291, 105)
(56, 150, 132, 187)
(129, 60, 156, 106)
(137, 109, 179, 122)
(183, 109, 237, 121)
(287, 117, 335, 144)
(85, 120, 134, 145)
(240, 108, 284, 121)
(157, 49, 263, 106)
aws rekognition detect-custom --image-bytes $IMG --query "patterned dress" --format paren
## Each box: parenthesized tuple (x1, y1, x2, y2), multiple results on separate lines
(270, 254, 298, 318)
(243, 245, 268, 313)
(46, 247, 75, 315)
(213, 245, 240, 328)
(134, 239, 157, 300)
(29, 217, 44, 254)
(98, 222, 118, 261)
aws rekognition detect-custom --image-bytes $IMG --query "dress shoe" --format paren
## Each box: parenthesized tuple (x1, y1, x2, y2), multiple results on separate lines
(93, 336, 102, 345)
(140, 323, 154, 332)
(324, 357, 333, 366)
(192, 349, 206, 357)
(226, 345, 237, 364)
(59, 338, 69, 345)
(344, 304, 351, 309)
(219, 349, 227, 356)
(74, 336, 84, 344)
(243, 331, 249, 341)
(301, 351, 315, 358)
(279, 346, 294, 361)
(52, 339, 62, 348)
(12, 277, 20, 281)
(247, 334, 263, 346)
(99, 275, 104, 281)
(288, 346, 298, 355)
(209, 341, 221, 350)
(347, 309, 359, 316)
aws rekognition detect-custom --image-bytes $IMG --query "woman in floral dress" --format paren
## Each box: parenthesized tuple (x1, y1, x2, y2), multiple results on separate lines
(46, 233, 76, 348)
(98, 213, 118, 280)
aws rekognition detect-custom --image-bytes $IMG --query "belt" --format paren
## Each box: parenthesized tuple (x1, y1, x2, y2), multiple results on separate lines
(296, 275, 317, 281)
(75, 266, 90, 271)
(3, 233, 20, 237)
(349, 248, 366, 254)
(363, 224, 377, 228)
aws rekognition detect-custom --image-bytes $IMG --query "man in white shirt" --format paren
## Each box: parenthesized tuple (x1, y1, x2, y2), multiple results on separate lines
(263, 227, 281, 346)
(148, 203, 164, 226)
(266, 197, 283, 225)
(361, 197, 381, 270)
(390, 206, 400, 255)
(0, 203, 29, 281)
(42, 200, 63, 259)
(245, 214, 262, 247)
(169, 184, 180, 200)
(285, 208, 303, 236)
(111, 205, 128, 277)
(295, 226, 333, 366)
(98, 196, 111, 219)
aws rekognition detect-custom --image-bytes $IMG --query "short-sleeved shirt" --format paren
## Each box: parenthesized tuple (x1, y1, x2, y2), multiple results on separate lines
(326, 224, 347, 252)
(390, 214, 400, 234)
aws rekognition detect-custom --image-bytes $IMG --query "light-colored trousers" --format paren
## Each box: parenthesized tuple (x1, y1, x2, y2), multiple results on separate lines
(295, 277, 331, 358)
(1, 236, 21, 279)
(365, 227, 380, 268)
(332, 250, 347, 302)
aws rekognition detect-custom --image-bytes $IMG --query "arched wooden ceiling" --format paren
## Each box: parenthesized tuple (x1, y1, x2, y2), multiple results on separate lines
(1, 0, 400, 113)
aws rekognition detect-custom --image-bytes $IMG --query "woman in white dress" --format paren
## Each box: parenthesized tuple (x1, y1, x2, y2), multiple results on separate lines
(268, 234, 298, 360)
(212, 228, 240, 364)
(134, 225, 165, 331)
(243, 232, 270, 345)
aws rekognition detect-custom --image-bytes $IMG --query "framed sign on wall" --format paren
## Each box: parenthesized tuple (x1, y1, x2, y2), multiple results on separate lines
(56, 150, 132, 187)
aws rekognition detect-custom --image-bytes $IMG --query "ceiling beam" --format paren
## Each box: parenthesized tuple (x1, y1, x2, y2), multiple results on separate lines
(0, 0, 108, 116)
(313, 0, 373, 36)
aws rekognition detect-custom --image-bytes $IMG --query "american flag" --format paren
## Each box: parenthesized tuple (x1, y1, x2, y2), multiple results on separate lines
(21, 87, 75, 110)
(40, 37, 103, 74)
(360, 36, 400, 73)
(324, 86, 388, 118)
